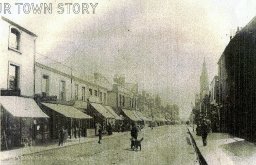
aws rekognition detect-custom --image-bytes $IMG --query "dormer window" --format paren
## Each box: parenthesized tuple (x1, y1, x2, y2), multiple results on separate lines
(9, 28, 21, 51)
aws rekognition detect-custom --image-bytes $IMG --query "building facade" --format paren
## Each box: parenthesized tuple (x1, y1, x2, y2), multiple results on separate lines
(0, 17, 48, 150)
(220, 17, 256, 141)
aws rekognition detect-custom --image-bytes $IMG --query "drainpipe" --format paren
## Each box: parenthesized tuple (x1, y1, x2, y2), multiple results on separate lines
(33, 37, 37, 97)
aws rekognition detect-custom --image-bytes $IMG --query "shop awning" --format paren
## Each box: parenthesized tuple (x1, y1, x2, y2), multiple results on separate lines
(122, 109, 142, 121)
(90, 103, 115, 119)
(0, 96, 49, 118)
(135, 111, 152, 121)
(42, 103, 92, 119)
(104, 106, 123, 120)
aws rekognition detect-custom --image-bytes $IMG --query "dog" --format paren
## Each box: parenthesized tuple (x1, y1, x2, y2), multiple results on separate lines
(130, 137, 144, 151)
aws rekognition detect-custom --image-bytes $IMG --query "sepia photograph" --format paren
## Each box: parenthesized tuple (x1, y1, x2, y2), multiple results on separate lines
(1, 0, 256, 164)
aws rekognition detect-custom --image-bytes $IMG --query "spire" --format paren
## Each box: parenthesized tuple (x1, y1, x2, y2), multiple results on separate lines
(200, 58, 209, 99)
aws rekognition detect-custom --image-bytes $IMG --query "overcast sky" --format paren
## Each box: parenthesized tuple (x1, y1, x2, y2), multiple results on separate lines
(3, 0, 256, 119)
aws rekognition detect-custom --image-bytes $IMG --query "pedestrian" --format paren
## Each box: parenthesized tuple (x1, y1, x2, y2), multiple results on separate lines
(98, 126, 103, 144)
(74, 126, 77, 139)
(131, 122, 138, 140)
(107, 123, 112, 135)
(201, 118, 209, 146)
(63, 128, 68, 144)
(58, 126, 64, 146)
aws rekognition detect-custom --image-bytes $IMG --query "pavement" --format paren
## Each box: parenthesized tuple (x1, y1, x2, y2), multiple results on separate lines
(1, 125, 199, 165)
(188, 126, 256, 165)
(0, 131, 129, 161)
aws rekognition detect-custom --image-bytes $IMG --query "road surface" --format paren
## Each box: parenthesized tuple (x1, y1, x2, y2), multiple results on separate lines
(2, 125, 198, 165)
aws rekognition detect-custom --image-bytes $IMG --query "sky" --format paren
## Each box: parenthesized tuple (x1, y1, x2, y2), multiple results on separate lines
(2, 0, 256, 120)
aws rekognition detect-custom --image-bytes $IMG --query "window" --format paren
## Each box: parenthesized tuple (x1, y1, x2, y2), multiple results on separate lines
(99, 92, 103, 102)
(119, 94, 122, 106)
(103, 93, 106, 104)
(89, 88, 92, 96)
(94, 90, 98, 96)
(82, 87, 86, 101)
(8, 64, 20, 90)
(42, 75, 49, 96)
(75, 84, 78, 100)
(122, 96, 125, 106)
(9, 28, 21, 50)
(60, 81, 66, 101)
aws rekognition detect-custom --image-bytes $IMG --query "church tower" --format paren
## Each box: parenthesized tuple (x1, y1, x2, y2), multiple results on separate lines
(200, 58, 209, 100)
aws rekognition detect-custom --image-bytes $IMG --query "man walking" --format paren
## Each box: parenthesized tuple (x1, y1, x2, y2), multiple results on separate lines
(131, 122, 138, 140)
(201, 118, 209, 146)
(98, 126, 102, 144)
(58, 126, 64, 146)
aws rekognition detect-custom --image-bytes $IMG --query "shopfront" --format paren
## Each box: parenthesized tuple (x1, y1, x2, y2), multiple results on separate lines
(41, 103, 92, 139)
(0, 96, 49, 150)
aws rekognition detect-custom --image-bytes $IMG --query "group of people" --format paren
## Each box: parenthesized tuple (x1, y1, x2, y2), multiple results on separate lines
(58, 122, 142, 146)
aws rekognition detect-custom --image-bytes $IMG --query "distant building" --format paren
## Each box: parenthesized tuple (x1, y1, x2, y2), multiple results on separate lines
(108, 75, 143, 127)
(200, 58, 209, 100)
(209, 76, 220, 132)
(210, 76, 219, 105)
(217, 53, 229, 132)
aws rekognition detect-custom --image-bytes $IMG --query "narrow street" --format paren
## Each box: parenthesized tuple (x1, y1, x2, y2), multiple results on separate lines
(2, 125, 198, 165)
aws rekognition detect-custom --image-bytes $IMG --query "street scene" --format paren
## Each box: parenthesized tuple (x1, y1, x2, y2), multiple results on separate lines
(1, 125, 198, 165)
(1, 0, 256, 165)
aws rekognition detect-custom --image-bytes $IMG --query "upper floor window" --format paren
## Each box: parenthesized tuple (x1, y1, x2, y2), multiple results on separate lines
(94, 90, 98, 96)
(82, 87, 86, 101)
(99, 92, 103, 102)
(8, 64, 20, 90)
(119, 94, 122, 106)
(60, 80, 66, 101)
(9, 28, 21, 51)
(103, 93, 106, 104)
(122, 95, 125, 106)
(89, 88, 93, 96)
(75, 84, 78, 100)
(42, 75, 49, 96)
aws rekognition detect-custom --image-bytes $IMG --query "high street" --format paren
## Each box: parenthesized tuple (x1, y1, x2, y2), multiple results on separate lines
(2, 125, 198, 165)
